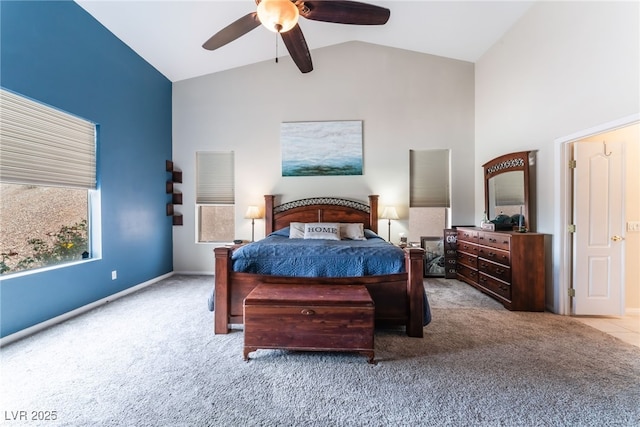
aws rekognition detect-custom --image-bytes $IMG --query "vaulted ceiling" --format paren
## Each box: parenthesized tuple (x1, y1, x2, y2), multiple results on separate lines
(75, 1, 534, 82)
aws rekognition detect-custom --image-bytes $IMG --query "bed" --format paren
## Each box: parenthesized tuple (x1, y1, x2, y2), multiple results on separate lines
(212, 195, 428, 337)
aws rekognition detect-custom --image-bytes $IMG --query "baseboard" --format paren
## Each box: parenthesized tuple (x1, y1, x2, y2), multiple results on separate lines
(173, 270, 214, 276)
(0, 272, 174, 348)
(626, 308, 640, 315)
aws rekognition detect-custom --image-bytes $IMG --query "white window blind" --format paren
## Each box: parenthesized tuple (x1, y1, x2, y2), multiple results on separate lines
(409, 149, 450, 208)
(196, 151, 234, 204)
(0, 88, 96, 189)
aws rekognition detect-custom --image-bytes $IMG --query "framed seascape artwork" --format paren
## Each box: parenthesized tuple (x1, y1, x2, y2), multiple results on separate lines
(421, 236, 445, 277)
(281, 120, 363, 176)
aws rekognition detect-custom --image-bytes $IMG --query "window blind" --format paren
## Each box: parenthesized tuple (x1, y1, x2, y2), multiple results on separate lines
(409, 149, 450, 208)
(196, 151, 234, 204)
(0, 88, 96, 189)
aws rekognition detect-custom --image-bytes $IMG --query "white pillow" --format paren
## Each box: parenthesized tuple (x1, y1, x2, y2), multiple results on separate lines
(303, 223, 340, 240)
(289, 222, 306, 239)
(340, 223, 366, 240)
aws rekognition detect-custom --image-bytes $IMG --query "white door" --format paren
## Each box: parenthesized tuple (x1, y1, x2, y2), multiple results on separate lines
(573, 140, 625, 315)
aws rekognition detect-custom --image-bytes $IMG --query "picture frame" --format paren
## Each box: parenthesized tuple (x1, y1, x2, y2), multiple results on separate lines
(281, 120, 363, 176)
(421, 236, 445, 277)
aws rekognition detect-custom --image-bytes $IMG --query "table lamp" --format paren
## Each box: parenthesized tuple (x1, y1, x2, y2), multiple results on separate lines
(381, 206, 399, 242)
(245, 205, 262, 242)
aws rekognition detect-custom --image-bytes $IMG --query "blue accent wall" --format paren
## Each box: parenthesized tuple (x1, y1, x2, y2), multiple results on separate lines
(0, 1, 173, 337)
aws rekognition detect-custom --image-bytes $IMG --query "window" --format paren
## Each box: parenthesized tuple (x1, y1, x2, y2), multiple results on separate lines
(409, 149, 450, 208)
(0, 89, 96, 275)
(408, 149, 451, 238)
(196, 151, 235, 242)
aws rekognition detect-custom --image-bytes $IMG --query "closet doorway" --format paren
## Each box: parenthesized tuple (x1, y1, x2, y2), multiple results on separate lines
(556, 115, 639, 316)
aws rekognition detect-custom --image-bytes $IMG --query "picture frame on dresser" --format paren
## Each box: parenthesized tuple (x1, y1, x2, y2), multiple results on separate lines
(421, 236, 445, 277)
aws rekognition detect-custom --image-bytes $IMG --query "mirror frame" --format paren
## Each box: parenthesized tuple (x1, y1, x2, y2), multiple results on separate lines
(483, 151, 533, 232)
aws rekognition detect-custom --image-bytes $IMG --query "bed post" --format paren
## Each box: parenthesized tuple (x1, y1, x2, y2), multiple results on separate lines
(405, 247, 425, 337)
(214, 247, 232, 334)
(368, 195, 379, 234)
(264, 195, 275, 235)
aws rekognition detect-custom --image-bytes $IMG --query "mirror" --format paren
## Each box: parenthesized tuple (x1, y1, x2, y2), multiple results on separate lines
(483, 151, 534, 231)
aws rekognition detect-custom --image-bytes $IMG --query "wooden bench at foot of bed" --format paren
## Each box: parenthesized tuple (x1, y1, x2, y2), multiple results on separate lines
(243, 283, 376, 363)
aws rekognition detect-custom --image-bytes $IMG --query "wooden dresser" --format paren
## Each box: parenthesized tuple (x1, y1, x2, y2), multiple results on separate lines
(456, 227, 548, 311)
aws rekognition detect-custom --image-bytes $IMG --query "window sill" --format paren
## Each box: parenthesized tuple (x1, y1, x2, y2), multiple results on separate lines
(0, 257, 101, 281)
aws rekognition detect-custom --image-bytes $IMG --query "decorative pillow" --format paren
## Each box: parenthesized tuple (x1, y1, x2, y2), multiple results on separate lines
(288, 222, 306, 239)
(363, 229, 380, 239)
(269, 227, 290, 237)
(339, 223, 366, 240)
(303, 223, 340, 240)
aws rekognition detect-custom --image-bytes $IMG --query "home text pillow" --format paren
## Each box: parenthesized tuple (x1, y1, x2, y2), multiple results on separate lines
(340, 223, 366, 240)
(289, 222, 306, 239)
(303, 223, 340, 240)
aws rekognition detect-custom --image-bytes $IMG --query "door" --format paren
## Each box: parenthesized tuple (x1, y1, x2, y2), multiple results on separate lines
(572, 140, 625, 315)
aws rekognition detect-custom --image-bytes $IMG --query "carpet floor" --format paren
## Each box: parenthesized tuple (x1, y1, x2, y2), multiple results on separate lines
(1, 275, 639, 426)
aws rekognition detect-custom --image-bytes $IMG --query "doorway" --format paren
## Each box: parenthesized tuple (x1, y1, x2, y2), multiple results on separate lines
(555, 114, 640, 316)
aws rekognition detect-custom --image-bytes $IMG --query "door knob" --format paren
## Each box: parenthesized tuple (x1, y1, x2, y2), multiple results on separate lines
(611, 235, 624, 242)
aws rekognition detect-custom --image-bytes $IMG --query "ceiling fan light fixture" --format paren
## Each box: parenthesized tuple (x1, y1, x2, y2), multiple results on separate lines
(256, 0, 300, 33)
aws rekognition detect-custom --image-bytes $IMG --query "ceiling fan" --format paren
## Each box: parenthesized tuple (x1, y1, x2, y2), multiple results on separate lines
(202, 0, 391, 73)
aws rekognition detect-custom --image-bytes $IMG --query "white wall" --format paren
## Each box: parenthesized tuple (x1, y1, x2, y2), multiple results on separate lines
(172, 42, 475, 273)
(475, 1, 639, 312)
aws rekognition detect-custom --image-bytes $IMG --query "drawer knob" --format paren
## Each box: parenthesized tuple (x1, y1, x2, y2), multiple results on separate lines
(301, 309, 315, 316)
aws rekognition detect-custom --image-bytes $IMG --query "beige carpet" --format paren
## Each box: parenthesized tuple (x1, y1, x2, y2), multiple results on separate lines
(1, 275, 638, 426)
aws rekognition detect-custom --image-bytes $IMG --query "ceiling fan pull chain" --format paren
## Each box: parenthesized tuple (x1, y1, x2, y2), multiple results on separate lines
(275, 32, 279, 63)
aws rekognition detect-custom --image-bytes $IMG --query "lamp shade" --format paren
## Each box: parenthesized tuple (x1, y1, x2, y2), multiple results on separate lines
(245, 206, 262, 219)
(256, 0, 299, 33)
(381, 206, 399, 220)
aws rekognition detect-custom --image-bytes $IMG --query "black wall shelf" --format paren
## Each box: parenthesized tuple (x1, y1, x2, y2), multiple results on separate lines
(166, 160, 183, 226)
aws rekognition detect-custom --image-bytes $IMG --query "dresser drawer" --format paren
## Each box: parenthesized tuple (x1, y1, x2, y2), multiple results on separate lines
(457, 251, 477, 269)
(478, 273, 511, 300)
(478, 246, 510, 267)
(456, 263, 478, 282)
(478, 258, 512, 283)
(457, 229, 478, 243)
(478, 231, 511, 251)
(457, 241, 478, 255)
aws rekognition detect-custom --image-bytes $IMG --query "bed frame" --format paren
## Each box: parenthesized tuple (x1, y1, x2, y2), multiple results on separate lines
(213, 195, 425, 337)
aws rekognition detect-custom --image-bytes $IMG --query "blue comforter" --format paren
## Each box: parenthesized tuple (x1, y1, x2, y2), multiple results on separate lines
(232, 229, 405, 276)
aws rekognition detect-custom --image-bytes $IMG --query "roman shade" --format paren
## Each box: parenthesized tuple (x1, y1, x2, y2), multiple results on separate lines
(409, 149, 450, 207)
(0, 88, 96, 189)
(196, 151, 234, 204)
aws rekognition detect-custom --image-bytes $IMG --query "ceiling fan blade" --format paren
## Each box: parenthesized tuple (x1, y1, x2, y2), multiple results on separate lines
(280, 25, 313, 73)
(301, 0, 390, 25)
(202, 12, 261, 50)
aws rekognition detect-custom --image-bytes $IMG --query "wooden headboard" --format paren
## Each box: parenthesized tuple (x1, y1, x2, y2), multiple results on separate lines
(264, 195, 379, 235)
